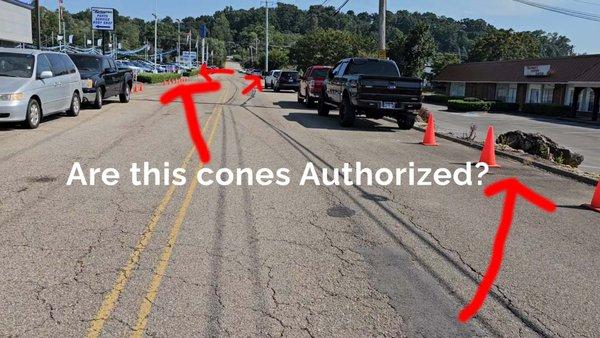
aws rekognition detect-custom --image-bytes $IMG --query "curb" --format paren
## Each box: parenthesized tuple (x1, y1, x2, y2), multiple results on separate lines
(413, 125, 598, 186)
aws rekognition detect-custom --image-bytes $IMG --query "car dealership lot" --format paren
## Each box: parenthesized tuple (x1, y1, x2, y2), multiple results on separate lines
(0, 72, 599, 336)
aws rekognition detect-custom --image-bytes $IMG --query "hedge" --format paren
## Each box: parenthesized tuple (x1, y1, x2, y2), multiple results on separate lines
(447, 99, 492, 111)
(183, 68, 199, 77)
(522, 103, 570, 117)
(423, 94, 449, 105)
(137, 72, 182, 84)
(490, 102, 519, 112)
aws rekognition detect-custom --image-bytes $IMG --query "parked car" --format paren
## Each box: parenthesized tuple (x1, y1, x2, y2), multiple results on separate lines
(131, 60, 153, 73)
(68, 53, 133, 109)
(0, 48, 82, 129)
(116, 60, 142, 76)
(298, 66, 332, 107)
(251, 69, 263, 77)
(264, 70, 281, 89)
(273, 70, 300, 92)
(318, 58, 422, 129)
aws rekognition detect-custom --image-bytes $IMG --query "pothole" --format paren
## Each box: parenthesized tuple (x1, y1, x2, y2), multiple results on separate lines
(327, 205, 356, 218)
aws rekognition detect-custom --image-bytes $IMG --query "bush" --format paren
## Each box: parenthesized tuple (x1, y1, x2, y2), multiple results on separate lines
(462, 97, 482, 102)
(447, 99, 492, 111)
(522, 103, 569, 117)
(137, 72, 182, 84)
(490, 102, 519, 112)
(423, 94, 449, 104)
(183, 68, 199, 77)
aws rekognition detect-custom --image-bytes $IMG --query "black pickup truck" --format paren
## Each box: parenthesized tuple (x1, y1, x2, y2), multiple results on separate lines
(68, 54, 133, 109)
(318, 58, 422, 129)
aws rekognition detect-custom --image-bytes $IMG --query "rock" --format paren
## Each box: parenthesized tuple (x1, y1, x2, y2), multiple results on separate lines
(496, 130, 584, 167)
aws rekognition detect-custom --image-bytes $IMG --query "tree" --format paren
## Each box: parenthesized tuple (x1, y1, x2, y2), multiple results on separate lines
(289, 28, 376, 71)
(394, 23, 436, 77)
(260, 48, 289, 70)
(468, 29, 542, 62)
(212, 13, 232, 42)
(432, 52, 461, 75)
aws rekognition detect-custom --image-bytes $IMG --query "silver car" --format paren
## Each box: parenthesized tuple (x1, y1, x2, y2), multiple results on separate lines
(0, 48, 83, 129)
(264, 70, 281, 89)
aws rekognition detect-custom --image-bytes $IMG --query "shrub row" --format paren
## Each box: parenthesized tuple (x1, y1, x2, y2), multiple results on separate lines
(447, 99, 492, 111)
(183, 68, 199, 77)
(522, 103, 570, 117)
(137, 72, 182, 84)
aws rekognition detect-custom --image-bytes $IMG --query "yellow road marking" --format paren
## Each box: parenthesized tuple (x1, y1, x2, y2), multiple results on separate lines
(131, 104, 225, 337)
(87, 86, 228, 338)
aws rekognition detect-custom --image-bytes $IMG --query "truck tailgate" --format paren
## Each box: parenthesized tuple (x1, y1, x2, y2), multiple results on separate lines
(359, 75, 422, 97)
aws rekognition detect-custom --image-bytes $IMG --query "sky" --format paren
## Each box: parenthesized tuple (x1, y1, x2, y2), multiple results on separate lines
(38, 0, 600, 54)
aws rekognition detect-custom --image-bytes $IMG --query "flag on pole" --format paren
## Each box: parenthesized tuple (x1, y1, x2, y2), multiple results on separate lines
(186, 30, 192, 44)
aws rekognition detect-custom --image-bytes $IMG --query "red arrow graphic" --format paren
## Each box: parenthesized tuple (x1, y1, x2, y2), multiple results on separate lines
(242, 75, 263, 95)
(199, 63, 235, 82)
(160, 82, 222, 163)
(458, 178, 556, 323)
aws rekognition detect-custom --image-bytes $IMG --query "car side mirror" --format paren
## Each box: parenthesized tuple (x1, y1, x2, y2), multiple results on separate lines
(39, 70, 53, 79)
(328, 70, 334, 79)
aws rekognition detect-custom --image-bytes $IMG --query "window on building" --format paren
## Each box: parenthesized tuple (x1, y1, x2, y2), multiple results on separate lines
(542, 85, 554, 104)
(496, 84, 509, 102)
(529, 89, 540, 103)
(565, 86, 575, 106)
(507, 84, 517, 103)
(450, 82, 465, 97)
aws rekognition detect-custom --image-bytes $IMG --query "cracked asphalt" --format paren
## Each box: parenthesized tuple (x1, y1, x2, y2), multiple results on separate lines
(0, 65, 598, 337)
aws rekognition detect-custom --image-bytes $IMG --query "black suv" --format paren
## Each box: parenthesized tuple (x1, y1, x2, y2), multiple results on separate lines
(273, 71, 300, 92)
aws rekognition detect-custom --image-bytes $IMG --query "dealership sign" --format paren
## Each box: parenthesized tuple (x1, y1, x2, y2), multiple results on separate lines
(91, 7, 115, 31)
(524, 65, 551, 77)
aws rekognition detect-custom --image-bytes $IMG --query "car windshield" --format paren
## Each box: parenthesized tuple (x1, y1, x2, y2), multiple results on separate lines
(311, 68, 329, 78)
(69, 55, 101, 71)
(0, 53, 35, 78)
(346, 60, 400, 77)
(280, 72, 298, 80)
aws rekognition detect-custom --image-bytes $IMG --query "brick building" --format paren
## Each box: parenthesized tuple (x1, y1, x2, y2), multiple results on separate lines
(434, 55, 600, 121)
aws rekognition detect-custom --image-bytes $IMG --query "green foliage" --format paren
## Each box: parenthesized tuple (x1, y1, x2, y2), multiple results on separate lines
(431, 52, 461, 75)
(422, 94, 449, 104)
(137, 72, 181, 84)
(447, 99, 492, 111)
(522, 103, 569, 116)
(260, 48, 290, 70)
(183, 69, 199, 77)
(290, 29, 376, 72)
(390, 23, 435, 78)
(490, 102, 519, 112)
(468, 29, 544, 62)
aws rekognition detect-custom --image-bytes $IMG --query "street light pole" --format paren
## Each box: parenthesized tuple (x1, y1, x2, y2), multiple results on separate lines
(177, 19, 181, 64)
(153, 0, 158, 71)
(265, 1, 269, 72)
(36, 0, 41, 49)
(378, 0, 387, 58)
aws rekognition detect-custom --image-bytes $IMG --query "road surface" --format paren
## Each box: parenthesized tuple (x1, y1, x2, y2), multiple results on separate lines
(0, 68, 598, 337)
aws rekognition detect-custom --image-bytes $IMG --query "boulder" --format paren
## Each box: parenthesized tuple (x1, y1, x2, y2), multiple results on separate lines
(496, 130, 584, 167)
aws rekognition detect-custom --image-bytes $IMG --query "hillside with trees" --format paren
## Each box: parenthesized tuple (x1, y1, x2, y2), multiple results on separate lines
(33, 2, 575, 75)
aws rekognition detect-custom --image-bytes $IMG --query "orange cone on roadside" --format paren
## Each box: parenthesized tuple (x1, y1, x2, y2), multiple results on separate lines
(422, 113, 438, 146)
(479, 126, 500, 168)
(583, 181, 600, 212)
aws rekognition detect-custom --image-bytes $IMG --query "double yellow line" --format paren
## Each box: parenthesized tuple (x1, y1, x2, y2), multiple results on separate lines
(87, 85, 229, 338)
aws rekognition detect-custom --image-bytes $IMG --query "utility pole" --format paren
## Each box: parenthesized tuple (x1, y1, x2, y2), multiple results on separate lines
(265, 1, 269, 72)
(176, 19, 181, 63)
(153, 0, 158, 71)
(36, 0, 41, 49)
(378, 0, 387, 59)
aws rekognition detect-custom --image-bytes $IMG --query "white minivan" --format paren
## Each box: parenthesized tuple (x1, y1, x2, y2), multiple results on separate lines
(0, 47, 83, 129)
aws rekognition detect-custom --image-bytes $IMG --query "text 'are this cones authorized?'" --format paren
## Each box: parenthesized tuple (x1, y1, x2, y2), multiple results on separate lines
(583, 180, 600, 212)
(479, 126, 500, 168)
(422, 113, 438, 146)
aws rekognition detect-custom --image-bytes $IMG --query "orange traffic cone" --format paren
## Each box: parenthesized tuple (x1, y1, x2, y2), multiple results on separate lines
(479, 126, 500, 168)
(583, 180, 600, 212)
(422, 113, 438, 146)
(139, 83, 144, 92)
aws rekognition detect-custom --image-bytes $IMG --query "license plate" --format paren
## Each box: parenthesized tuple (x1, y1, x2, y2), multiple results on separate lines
(382, 102, 395, 109)
(288, 79, 293, 83)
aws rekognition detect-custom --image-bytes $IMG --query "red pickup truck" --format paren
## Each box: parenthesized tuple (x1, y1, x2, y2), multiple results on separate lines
(297, 65, 332, 107)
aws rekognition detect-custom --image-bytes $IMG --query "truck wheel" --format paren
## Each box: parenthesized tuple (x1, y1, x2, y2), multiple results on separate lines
(339, 95, 356, 127)
(274, 85, 280, 92)
(306, 92, 315, 108)
(24, 98, 41, 129)
(397, 114, 416, 130)
(119, 84, 131, 103)
(317, 95, 330, 116)
(93, 88, 103, 109)
(67, 92, 81, 117)
(297, 90, 304, 104)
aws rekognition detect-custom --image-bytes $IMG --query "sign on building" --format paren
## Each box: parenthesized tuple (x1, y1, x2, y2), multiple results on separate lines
(91, 7, 115, 31)
(524, 65, 551, 77)
(181, 51, 197, 63)
(0, 0, 33, 44)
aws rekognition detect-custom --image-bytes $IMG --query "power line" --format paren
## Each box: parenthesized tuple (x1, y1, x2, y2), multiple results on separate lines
(572, 0, 600, 6)
(513, 0, 600, 22)
(333, 0, 351, 16)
